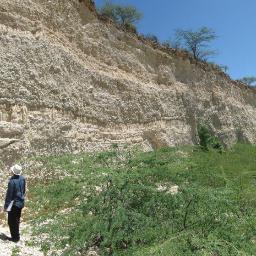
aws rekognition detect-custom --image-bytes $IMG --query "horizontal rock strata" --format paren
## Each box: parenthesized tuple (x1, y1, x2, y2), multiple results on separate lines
(0, 0, 255, 163)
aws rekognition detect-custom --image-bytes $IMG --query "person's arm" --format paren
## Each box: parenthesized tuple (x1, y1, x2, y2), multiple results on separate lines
(24, 178, 26, 196)
(4, 180, 14, 210)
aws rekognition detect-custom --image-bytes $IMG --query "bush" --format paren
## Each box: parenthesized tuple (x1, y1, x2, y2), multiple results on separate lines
(237, 76, 256, 87)
(197, 124, 223, 151)
(98, 2, 142, 28)
(143, 34, 159, 44)
(28, 145, 256, 255)
(173, 27, 217, 61)
(123, 23, 137, 34)
(162, 41, 171, 48)
(99, 2, 118, 22)
(208, 62, 229, 73)
(77, 174, 177, 253)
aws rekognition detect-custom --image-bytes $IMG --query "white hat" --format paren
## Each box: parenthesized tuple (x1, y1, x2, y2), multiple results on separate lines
(10, 164, 23, 175)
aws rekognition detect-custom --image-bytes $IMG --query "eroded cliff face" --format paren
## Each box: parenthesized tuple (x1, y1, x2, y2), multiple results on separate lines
(0, 0, 255, 163)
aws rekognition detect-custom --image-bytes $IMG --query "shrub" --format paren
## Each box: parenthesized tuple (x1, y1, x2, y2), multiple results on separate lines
(162, 41, 171, 48)
(99, 2, 118, 22)
(237, 76, 256, 87)
(143, 34, 159, 44)
(173, 27, 217, 61)
(28, 144, 256, 255)
(123, 23, 137, 34)
(208, 62, 229, 73)
(98, 2, 142, 28)
(197, 124, 222, 151)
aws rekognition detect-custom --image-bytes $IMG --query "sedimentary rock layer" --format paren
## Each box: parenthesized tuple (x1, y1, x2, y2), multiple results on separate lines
(0, 0, 255, 163)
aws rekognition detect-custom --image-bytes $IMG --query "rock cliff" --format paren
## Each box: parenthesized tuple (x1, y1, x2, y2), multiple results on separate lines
(0, 0, 255, 164)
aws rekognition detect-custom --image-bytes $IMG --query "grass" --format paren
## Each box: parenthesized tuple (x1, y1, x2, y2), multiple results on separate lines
(25, 144, 256, 255)
(11, 246, 20, 256)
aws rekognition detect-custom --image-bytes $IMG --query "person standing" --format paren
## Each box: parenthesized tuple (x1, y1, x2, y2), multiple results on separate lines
(4, 164, 26, 242)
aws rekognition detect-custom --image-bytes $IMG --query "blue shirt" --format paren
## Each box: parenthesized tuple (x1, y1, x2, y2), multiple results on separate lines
(4, 175, 26, 210)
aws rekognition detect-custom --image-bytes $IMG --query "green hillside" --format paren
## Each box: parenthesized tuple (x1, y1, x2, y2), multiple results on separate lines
(26, 144, 256, 255)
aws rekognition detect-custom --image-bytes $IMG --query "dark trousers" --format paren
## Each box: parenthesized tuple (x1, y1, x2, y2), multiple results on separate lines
(8, 205, 22, 241)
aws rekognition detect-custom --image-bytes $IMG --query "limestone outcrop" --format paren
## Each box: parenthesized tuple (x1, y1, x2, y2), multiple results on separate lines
(0, 0, 255, 163)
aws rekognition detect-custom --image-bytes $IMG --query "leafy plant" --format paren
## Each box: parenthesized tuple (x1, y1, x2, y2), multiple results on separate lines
(237, 76, 256, 87)
(197, 124, 223, 151)
(27, 144, 256, 255)
(143, 34, 159, 44)
(11, 247, 20, 256)
(172, 27, 217, 60)
(98, 2, 142, 28)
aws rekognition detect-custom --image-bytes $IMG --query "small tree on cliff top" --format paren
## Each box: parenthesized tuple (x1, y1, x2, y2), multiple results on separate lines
(99, 1, 142, 27)
(238, 76, 256, 86)
(99, 2, 118, 22)
(173, 27, 217, 61)
(115, 5, 142, 26)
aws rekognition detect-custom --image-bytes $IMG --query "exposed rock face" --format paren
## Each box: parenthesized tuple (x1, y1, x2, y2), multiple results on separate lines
(0, 0, 255, 163)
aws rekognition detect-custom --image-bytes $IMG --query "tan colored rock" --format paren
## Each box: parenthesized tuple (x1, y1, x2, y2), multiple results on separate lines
(0, 138, 19, 149)
(0, 0, 255, 163)
(168, 185, 179, 195)
(0, 121, 24, 138)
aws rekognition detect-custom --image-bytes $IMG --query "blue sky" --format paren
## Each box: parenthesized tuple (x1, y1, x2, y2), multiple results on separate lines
(95, 0, 256, 80)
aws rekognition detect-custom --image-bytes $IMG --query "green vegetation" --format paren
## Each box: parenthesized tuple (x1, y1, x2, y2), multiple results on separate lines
(143, 34, 159, 44)
(207, 62, 229, 73)
(197, 124, 223, 151)
(171, 27, 217, 61)
(27, 144, 256, 255)
(98, 1, 142, 31)
(11, 246, 20, 256)
(238, 77, 256, 87)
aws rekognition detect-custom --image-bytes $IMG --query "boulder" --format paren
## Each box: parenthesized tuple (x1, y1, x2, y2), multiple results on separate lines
(0, 122, 24, 138)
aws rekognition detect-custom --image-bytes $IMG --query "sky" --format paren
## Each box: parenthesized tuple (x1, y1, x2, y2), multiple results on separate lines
(94, 0, 256, 80)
